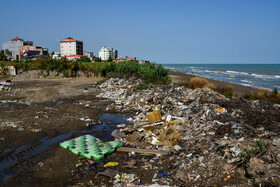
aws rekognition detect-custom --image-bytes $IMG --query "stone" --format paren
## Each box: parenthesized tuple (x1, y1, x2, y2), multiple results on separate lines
(272, 138, 280, 147)
(111, 129, 125, 139)
(173, 145, 182, 151)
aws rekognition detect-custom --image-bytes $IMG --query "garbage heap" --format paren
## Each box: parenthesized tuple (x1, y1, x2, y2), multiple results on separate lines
(96, 77, 280, 186)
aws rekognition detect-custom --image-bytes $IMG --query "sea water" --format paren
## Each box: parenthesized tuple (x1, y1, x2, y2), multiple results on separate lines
(162, 64, 280, 90)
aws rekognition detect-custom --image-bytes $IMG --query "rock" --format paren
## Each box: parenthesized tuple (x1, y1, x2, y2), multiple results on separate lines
(219, 140, 227, 147)
(75, 162, 83, 168)
(237, 137, 244, 142)
(173, 145, 182, 151)
(199, 163, 207, 168)
(222, 164, 231, 171)
(111, 129, 125, 139)
(98, 169, 118, 178)
(272, 138, 280, 147)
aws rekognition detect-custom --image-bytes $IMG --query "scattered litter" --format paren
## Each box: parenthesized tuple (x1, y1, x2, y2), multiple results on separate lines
(104, 162, 119, 167)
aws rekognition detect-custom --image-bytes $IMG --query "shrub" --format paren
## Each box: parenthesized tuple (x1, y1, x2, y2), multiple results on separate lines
(92, 61, 171, 85)
(240, 140, 266, 162)
(0, 59, 171, 84)
(256, 88, 268, 98)
(273, 87, 278, 96)
(173, 81, 191, 88)
(203, 83, 217, 90)
(190, 77, 209, 88)
(0, 62, 7, 75)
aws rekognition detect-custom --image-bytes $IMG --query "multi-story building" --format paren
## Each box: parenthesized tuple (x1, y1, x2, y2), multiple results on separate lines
(60, 37, 83, 57)
(83, 52, 94, 60)
(99, 46, 118, 61)
(113, 50, 118, 60)
(126, 56, 136, 61)
(2, 36, 33, 60)
(18, 46, 48, 61)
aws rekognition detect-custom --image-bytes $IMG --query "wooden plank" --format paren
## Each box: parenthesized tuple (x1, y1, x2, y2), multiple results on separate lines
(117, 147, 169, 155)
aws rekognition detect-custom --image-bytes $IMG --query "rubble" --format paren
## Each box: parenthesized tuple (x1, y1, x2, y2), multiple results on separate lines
(92, 77, 280, 186)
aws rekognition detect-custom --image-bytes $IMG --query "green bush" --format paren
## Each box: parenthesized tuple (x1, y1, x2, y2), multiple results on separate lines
(273, 87, 278, 96)
(0, 58, 171, 84)
(240, 140, 265, 162)
(91, 61, 171, 84)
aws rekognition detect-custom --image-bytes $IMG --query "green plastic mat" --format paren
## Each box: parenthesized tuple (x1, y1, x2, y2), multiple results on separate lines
(60, 135, 123, 162)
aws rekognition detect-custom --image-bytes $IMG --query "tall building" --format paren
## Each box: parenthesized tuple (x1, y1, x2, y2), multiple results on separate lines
(60, 37, 83, 57)
(2, 36, 33, 60)
(99, 46, 118, 61)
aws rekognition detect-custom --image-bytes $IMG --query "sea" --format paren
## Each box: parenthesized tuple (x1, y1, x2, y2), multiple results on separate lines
(162, 64, 280, 90)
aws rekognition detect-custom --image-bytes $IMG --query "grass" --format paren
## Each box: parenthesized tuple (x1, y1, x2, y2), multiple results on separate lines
(243, 87, 280, 104)
(240, 140, 265, 162)
(173, 77, 234, 98)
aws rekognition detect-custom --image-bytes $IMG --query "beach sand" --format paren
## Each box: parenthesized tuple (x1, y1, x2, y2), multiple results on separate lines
(170, 71, 259, 96)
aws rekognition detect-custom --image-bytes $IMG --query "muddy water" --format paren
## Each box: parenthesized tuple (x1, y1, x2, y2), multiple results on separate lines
(0, 113, 132, 184)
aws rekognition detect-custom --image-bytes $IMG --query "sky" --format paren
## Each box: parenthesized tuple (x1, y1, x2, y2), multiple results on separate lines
(0, 0, 279, 64)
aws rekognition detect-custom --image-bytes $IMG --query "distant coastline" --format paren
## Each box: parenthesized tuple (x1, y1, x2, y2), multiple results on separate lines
(169, 71, 260, 96)
(163, 64, 280, 90)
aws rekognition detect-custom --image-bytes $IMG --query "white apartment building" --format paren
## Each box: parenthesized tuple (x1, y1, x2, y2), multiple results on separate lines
(60, 37, 83, 57)
(99, 46, 118, 61)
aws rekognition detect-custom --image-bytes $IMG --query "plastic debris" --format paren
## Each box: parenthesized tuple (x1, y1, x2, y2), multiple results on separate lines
(60, 135, 123, 161)
(104, 162, 119, 167)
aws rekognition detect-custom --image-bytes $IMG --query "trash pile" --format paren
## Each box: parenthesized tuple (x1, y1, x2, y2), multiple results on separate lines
(0, 80, 13, 91)
(93, 77, 280, 186)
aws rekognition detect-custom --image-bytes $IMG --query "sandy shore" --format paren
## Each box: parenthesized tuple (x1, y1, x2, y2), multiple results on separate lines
(170, 71, 260, 96)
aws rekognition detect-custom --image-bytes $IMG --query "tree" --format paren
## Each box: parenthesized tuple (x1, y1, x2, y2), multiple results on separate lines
(5, 49, 12, 57)
(95, 57, 102, 62)
(107, 56, 113, 62)
(0, 49, 12, 61)
(79, 56, 91, 62)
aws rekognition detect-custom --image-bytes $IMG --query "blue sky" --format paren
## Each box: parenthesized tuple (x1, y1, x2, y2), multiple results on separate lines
(0, 0, 279, 64)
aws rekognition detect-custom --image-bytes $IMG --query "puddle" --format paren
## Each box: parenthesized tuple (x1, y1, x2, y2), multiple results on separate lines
(55, 100, 66, 104)
(0, 113, 132, 184)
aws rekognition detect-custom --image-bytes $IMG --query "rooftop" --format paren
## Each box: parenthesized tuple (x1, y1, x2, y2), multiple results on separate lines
(66, 55, 84, 57)
(11, 36, 23, 41)
(60, 37, 83, 43)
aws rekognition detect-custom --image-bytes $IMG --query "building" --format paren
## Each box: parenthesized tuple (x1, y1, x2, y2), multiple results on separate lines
(140, 60, 149, 64)
(99, 46, 118, 61)
(52, 52, 61, 59)
(60, 37, 83, 57)
(18, 46, 48, 61)
(2, 36, 33, 60)
(83, 52, 94, 60)
(126, 56, 136, 61)
(113, 50, 118, 60)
